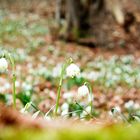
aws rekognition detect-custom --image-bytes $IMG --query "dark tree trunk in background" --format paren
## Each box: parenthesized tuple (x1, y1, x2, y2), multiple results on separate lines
(64, 0, 125, 40)
(55, 0, 140, 45)
(65, 0, 94, 40)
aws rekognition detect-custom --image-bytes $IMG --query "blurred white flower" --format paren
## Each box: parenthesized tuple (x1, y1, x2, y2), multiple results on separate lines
(125, 100, 140, 110)
(82, 71, 100, 81)
(20, 108, 28, 114)
(61, 109, 68, 116)
(80, 106, 92, 118)
(63, 92, 74, 99)
(66, 63, 80, 77)
(44, 116, 52, 121)
(109, 106, 121, 116)
(124, 100, 134, 109)
(78, 85, 89, 97)
(0, 58, 8, 72)
(114, 106, 121, 113)
(22, 82, 32, 90)
(61, 103, 69, 111)
(134, 103, 140, 110)
(114, 67, 122, 74)
(52, 63, 62, 77)
(85, 106, 91, 114)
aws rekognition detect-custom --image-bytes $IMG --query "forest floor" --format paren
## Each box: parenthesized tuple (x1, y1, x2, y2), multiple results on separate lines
(0, 7, 140, 140)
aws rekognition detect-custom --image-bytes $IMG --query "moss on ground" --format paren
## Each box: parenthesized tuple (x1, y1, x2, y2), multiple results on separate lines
(0, 123, 140, 140)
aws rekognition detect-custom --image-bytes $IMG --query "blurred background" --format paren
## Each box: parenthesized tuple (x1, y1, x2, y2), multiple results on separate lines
(0, 0, 140, 48)
(0, 0, 140, 117)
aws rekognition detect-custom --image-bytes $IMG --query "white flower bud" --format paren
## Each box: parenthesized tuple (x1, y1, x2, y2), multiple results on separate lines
(78, 85, 89, 97)
(0, 58, 8, 72)
(66, 63, 80, 77)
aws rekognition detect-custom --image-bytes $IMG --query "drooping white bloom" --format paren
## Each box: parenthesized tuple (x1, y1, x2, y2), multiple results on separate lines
(78, 85, 89, 97)
(0, 58, 8, 72)
(66, 63, 80, 77)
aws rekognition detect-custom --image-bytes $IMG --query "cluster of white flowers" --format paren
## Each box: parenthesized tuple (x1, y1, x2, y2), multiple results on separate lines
(66, 62, 93, 101)
(0, 58, 8, 72)
(66, 62, 92, 98)
(66, 63, 80, 78)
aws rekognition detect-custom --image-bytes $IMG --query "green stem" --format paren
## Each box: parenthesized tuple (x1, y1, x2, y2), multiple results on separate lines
(31, 103, 45, 116)
(85, 82, 93, 115)
(12, 73, 16, 109)
(75, 101, 93, 118)
(6, 53, 16, 109)
(54, 63, 66, 116)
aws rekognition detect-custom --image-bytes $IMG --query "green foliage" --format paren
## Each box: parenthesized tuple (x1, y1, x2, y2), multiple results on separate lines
(17, 90, 32, 106)
(67, 77, 85, 89)
(0, 94, 7, 102)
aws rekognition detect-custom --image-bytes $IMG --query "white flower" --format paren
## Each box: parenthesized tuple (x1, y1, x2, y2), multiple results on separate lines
(124, 100, 134, 109)
(85, 106, 91, 114)
(124, 100, 140, 110)
(134, 103, 140, 110)
(61, 103, 69, 111)
(0, 58, 8, 72)
(61, 109, 68, 116)
(78, 85, 89, 97)
(114, 106, 121, 113)
(63, 92, 74, 99)
(80, 106, 92, 118)
(66, 63, 80, 77)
